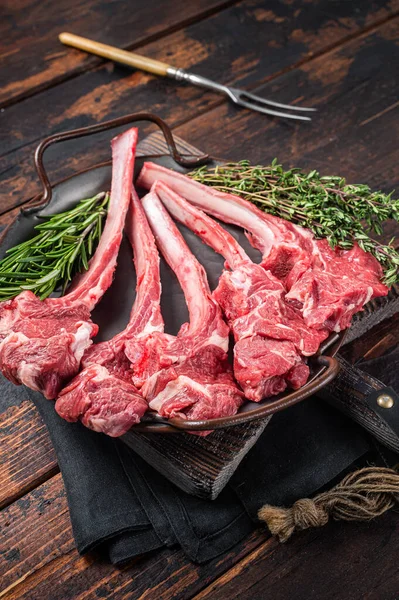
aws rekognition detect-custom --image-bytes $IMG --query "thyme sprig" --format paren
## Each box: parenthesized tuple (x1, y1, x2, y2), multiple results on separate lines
(189, 160, 399, 286)
(0, 192, 109, 301)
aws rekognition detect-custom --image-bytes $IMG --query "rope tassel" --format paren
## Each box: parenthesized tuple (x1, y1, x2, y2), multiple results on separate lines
(258, 466, 399, 542)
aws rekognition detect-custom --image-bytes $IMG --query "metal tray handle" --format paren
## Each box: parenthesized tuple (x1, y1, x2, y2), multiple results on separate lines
(139, 354, 340, 432)
(29, 112, 210, 213)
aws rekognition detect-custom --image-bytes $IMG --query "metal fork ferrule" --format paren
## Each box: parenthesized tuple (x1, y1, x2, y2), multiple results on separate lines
(166, 67, 187, 80)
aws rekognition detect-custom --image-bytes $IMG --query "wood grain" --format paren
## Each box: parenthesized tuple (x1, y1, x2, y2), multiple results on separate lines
(174, 19, 399, 193)
(341, 313, 399, 363)
(0, 400, 58, 508)
(1, 463, 397, 600)
(0, 475, 73, 597)
(1, 0, 398, 215)
(0, 474, 269, 599)
(193, 512, 399, 600)
(0, 402, 57, 509)
(0, 0, 239, 107)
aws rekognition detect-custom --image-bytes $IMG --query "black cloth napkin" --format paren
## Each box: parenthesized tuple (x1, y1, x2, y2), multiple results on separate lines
(10, 348, 395, 564)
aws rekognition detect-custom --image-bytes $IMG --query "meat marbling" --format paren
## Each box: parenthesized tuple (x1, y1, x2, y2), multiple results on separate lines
(129, 187, 243, 422)
(0, 127, 138, 399)
(55, 189, 159, 436)
(137, 163, 388, 333)
(153, 181, 328, 401)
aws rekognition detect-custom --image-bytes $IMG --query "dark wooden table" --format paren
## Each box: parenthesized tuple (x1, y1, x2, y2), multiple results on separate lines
(1, 1, 398, 598)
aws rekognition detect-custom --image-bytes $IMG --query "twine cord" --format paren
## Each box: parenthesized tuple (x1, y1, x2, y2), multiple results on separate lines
(258, 466, 399, 542)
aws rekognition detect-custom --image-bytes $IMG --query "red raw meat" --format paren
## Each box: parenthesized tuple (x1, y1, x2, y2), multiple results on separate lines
(137, 161, 313, 277)
(153, 181, 322, 401)
(285, 238, 388, 331)
(55, 189, 157, 436)
(56, 185, 242, 435)
(127, 187, 243, 423)
(214, 262, 327, 355)
(55, 363, 147, 437)
(137, 163, 388, 332)
(234, 336, 305, 398)
(0, 127, 138, 399)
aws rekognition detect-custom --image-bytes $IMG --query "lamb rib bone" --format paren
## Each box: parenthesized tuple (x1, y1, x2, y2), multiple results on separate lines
(66, 127, 138, 309)
(55, 188, 159, 436)
(153, 181, 328, 351)
(153, 181, 328, 401)
(0, 127, 138, 399)
(137, 162, 388, 332)
(131, 186, 243, 423)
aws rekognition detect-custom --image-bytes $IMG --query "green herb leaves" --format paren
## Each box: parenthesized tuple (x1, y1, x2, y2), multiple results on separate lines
(0, 192, 109, 301)
(189, 160, 399, 286)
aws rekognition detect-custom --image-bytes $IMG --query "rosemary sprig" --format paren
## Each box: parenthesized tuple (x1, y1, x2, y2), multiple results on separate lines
(189, 160, 399, 286)
(0, 192, 109, 301)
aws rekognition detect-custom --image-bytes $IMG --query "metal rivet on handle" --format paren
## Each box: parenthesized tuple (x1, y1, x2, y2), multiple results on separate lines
(376, 394, 394, 409)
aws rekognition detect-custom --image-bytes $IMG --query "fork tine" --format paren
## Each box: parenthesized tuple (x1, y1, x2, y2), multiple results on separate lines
(238, 90, 316, 112)
(236, 98, 312, 121)
(170, 70, 315, 120)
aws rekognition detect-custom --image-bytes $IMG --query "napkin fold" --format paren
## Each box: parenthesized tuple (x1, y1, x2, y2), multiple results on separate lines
(30, 392, 163, 558)
(28, 382, 377, 564)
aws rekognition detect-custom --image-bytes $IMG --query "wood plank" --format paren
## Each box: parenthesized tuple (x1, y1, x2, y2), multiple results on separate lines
(0, 475, 74, 596)
(340, 312, 399, 362)
(0, 401, 57, 509)
(174, 18, 399, 193)
(193, 511, 399, 600)
(1, 0, 398, 215)
(0, 0, 239, 107)
(0, 474, 269, 599)
(1, 449, 397, 600)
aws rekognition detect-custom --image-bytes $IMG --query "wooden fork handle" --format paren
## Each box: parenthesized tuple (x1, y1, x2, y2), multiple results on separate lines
(59, 32, 172, 76)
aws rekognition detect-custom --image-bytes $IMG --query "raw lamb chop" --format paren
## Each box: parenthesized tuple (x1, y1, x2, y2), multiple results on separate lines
(55, 189, 159, 436)
(153, 181, 328, 401)
(125, 187, 243, 422)
(284, 240, 388, 331)
(137, 163, 388, 332)
(0, 127, 138, 399)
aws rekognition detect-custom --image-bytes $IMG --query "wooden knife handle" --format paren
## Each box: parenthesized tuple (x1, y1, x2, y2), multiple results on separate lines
(59, 32, 172, 76)
(318, 355, 399, 453)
